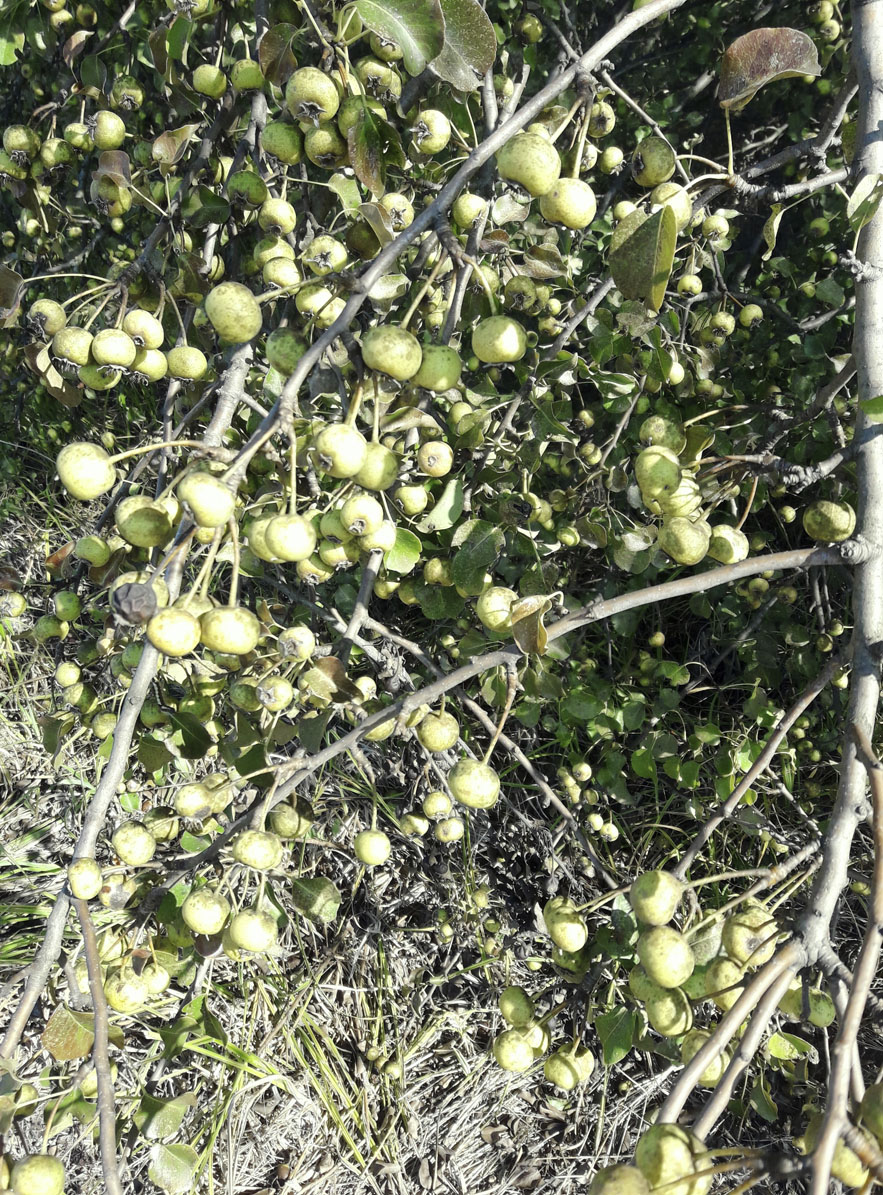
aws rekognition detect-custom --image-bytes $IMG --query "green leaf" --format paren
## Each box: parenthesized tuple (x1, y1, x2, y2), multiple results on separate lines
(847, 173, 883, 233)
(630, 747, 657, 781)
(431, 0, 497, 91)
(385, 527, 422, 574)
(595, 1007, 639, 1067)
(760, 203, 784, 261)
(185, 185, 230, 229)
(719, 28, 820, 112)
(41, 1006, 124, 1062)
(179, 831, 211, 853)
(861, 394, 883, 421)
(416, 477, 464, 532)
(297, 709, 331, 753)
(347, 105, 386, 196)
(609, 206, 677, 313)
(44, 1090, 96, 1139)
(291, 877, 341, 924)
(136, 1092, 197, 1142)
(138, 735, 174, 774)
(258, 23, 298, 87)
(167, 711, 213, 759)
(166, 16, 191, 61)
(765, 1031, 816, 1062)
(355, 0, 445, 77)
(522, 243, 567, 281)
(749, 1075, 778, 1123)
(148, 1143, 199, 1194)
(450, 519, 505, 590)
(417, 581, 465, 620)
(0, 24, 25, 66)
(814, 276, 845, 307)
(328, 172, 362, 215)
(0, 266, 22, 321)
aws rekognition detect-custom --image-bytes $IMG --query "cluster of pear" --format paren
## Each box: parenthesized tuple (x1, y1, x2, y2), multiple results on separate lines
(492, 984, 596, 1092)
(627, 872, 794, 1063)
(31, 299, 215, 391)
(634, 417, 750, 568)
(589, 1124, 714, 1195)
(64, 783, 328, 1021)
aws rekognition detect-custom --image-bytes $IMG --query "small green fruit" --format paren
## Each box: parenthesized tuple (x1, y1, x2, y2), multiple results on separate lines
(632, 136, 676, 187)
(147, 608, 201, 657)
(589, 1165, 650, 1195)
(204, 282, 263, 343)
(232, 829, 284, 870)
(412, 344, 462, 391)
(56, 442, 116, 500)
(10, 1155, 65, 1195)
(68, 858, 103, 900)
(181, 888, 231, 935)
(636, 925, 694, 988)
(544, 1044, 595, 1089)
(803, 500, 856, 542)
(543, 896, 588, 952)
(721, 902, 777, 966)
(112, 821, 157, 866)
(629, 870, 683, 926)
(539, 177, 596, 229)
(354, 829, 392, 865)
(472, 316, 527, 364)
(416, 710, 460, 752)
(448, 758, 501, 809)
(492, 1028, 534, 1072)
(496, 132, 561, 197)
(705, 957, 745, 1011)
(801, 1112, 869, 1188)
(361, 325, 423, 381)
(706, 525, 749, 564)
(177, 472, 236, 529)
(264, 513, 318, 562)
(658, 518, 711, 566)
(645, 986, 693, 1037)
(192, 63, 227, 98)
(311, 423, 369, 479)
(228, 908, 278, 952)
(499, 985, 535, 1027)
(199, 606, 261, 655)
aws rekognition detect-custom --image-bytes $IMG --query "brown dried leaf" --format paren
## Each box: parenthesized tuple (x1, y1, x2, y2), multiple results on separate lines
(152, 124, 200, 171)
(45, 541, 76, 578)
(62, 29, 93, 68)
(719, 27, 820, 112)
(358, 201, 395, 247)
(0, 266, 23, 322)
(479, 230, 510, 253)
(148, 28, 168, 78)
(95, 150, 131, 187)
(315, 656, 364, 702)
(510, 594, 552, 657)
(258, 23, 298, 87)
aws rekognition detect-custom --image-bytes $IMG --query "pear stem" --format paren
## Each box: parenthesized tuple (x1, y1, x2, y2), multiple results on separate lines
(344, 381, 364, 427)
(569, 106, 593, 179)
(724, 107, 735, 178)
(108, 439, 217, 465)
(227, 516, 241, 606)
(400, 252, 447, 330)
(482, 664, 517, 764)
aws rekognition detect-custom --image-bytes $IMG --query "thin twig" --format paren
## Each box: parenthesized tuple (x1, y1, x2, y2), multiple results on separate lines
(73, 898, 124, 1195)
